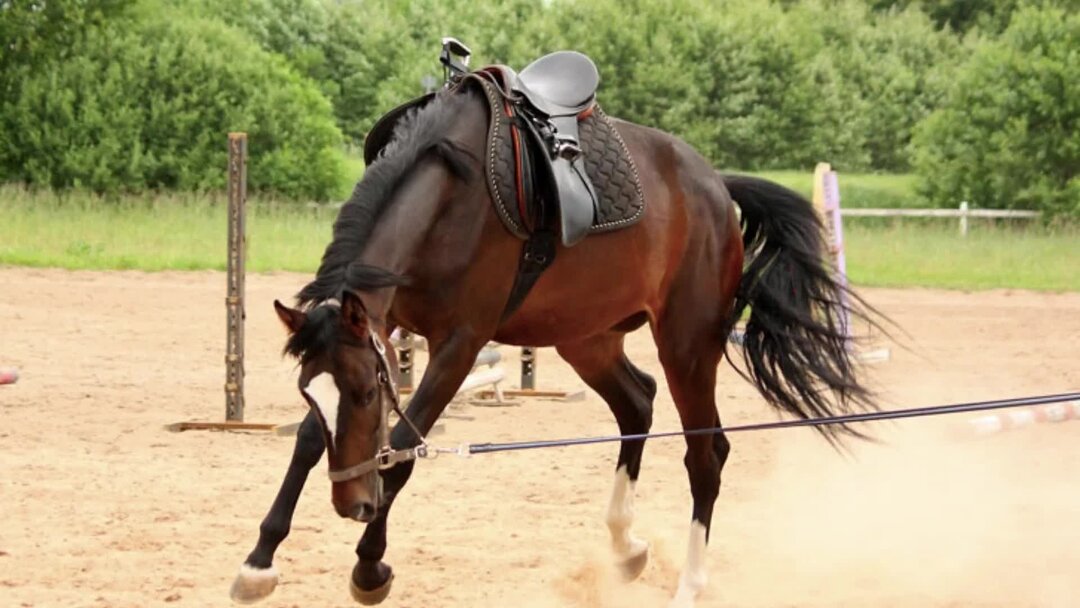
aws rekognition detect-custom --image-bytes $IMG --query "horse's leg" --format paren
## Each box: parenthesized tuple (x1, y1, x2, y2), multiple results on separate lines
(657, 328, 729, 608)
(556, 332, 656, 580)
(350, 330, 487, 605)
(231, 409, 325, 603)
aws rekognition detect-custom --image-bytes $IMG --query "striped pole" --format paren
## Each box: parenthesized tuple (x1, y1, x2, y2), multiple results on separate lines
(968, 401, 1080, 435)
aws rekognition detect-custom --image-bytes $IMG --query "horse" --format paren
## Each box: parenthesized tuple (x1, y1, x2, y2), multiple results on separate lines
(229, 72, 878, 608)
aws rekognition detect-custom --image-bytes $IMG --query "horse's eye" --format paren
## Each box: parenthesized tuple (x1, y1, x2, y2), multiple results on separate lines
(364, 388, 378, 405)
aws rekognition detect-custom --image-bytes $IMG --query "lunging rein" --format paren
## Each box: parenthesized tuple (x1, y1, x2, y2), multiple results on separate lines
(385, 390, 1080, 467)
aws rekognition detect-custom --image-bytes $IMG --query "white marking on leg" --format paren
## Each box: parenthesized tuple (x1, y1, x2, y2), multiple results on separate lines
(302, 372, 339, 448)
(230, 563, 280, 604)
(669, 520, 708, 608)
(606, 465, 647, 558)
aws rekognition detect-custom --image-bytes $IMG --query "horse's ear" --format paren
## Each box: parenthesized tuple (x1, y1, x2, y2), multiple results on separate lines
(273, 300, 305, 334)
(340, 290, 370, 340)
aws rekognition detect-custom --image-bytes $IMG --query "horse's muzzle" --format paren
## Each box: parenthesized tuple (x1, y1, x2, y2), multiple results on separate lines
(349, 501, 377, 523)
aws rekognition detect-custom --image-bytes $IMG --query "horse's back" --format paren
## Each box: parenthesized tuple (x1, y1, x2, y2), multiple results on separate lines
(493, 115, 743, 345)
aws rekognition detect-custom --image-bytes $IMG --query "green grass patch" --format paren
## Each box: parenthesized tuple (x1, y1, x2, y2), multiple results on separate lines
(0, 186, 331, 273)
(844, 221, 1079, 291)
(2, 183, 1076, 291)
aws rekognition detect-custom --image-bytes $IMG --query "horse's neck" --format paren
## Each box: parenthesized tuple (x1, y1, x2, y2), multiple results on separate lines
(358, 160, 449, 290)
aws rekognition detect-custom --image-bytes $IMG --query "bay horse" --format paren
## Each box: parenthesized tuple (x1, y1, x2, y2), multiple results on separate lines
(230, 81, 877, 607)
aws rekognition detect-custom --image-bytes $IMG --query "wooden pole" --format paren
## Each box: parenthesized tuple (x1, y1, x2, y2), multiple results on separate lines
(520, 347, 536, 390)
(225, 133, 247, 422)
(397, 330, 414, 389)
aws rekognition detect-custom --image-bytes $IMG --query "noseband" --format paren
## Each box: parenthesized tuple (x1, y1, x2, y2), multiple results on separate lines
(324, 321, 428, 484)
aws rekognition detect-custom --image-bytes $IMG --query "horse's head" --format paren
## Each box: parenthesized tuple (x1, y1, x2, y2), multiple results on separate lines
(274, 290, 397, 523)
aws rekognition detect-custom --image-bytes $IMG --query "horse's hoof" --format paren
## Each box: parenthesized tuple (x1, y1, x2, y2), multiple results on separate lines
(229, 564, 279, 604)
(349, 562, 394, 605)
(617, 542, 649, 581)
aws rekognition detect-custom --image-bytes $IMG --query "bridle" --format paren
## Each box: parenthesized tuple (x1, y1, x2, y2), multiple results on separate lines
(315, 300, 428, 484)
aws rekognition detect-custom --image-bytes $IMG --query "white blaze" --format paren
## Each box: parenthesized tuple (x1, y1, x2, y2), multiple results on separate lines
(670, 520, 709, 608)
(303, 372, 340, 447)
(607, 465, 647, 557)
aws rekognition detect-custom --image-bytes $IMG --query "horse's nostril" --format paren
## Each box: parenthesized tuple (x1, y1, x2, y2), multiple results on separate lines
(350, 502, 377, 523)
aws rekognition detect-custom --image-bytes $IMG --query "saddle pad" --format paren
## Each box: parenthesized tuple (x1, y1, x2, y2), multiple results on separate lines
(472, 77, 646, 240)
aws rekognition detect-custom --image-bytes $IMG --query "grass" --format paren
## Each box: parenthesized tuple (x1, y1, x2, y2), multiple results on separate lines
(844, 222, 1079, 291)
(1, 182, 1077, 291)
(0, 186, 331, 272)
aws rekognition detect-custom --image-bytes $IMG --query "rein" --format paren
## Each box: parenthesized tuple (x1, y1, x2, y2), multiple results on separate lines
(358, 391, 1080, 469)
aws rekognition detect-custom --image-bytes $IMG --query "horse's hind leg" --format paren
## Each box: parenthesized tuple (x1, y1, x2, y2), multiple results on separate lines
(231, 409, 325, 603)
(556, 331, 656, 580)
(655, 325, 729, 608)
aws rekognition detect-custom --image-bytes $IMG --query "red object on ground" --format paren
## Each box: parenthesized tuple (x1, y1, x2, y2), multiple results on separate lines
(0, 367, 19, 385)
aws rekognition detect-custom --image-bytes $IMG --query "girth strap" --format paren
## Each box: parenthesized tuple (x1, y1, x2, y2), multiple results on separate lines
(501, 229, 557, 321)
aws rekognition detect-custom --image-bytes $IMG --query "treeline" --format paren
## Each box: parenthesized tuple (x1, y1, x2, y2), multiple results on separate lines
(0, 0, 1076, 215)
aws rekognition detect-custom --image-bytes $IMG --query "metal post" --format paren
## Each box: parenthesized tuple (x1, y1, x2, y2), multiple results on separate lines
(520, 347, 536, 390)
(225, 133, 247, 422)
(959, 201, 969, 238)
(397, 330, 414, 389)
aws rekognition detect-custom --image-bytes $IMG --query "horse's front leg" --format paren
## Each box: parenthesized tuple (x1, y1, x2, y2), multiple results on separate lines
(231, 409, 325, 603)
(350, 331, 487, 605)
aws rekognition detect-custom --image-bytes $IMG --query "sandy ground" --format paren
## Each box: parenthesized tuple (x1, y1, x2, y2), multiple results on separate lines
(1, 267, 1078, 608)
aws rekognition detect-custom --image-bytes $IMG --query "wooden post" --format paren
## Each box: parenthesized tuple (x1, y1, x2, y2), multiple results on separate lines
(225, 133, 247, 422)
(520, 347, 536, 390)
(397, 330, 414, 389)
(959, 201, 969, 238)
(166, 132, 285, 432)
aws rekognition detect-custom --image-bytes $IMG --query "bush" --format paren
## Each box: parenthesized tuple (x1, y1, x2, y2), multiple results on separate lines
(789, 1, 963, 171)
(194, 0, 551, 145)
(912, 5, 1080, 217)
(0, 9, 344, 199)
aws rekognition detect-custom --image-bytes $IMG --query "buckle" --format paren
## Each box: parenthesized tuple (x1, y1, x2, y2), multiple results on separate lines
(374, 447, 394, 470)
(555, 140, 582, 161)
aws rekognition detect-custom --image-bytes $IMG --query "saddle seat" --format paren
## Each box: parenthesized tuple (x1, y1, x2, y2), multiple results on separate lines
(514, 51, 599, 117)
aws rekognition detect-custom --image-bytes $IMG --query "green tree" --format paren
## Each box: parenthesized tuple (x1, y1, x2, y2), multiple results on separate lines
(790, 1, 963, 171)
(0, 10, 344, 199)
(912, 5, 1080, 216)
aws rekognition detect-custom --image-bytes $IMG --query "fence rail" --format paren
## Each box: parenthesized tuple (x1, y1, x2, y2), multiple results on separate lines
(841, 202, 1040, 236)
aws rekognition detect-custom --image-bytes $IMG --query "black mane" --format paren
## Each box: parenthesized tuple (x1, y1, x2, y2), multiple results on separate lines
(296, 90, 475, 308)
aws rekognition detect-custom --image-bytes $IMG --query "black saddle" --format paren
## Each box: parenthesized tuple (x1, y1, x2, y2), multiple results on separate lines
(515, 51, 599, 117)
(440, 39, 601, 247)
(506, 51, 600, 246)
(363, 39, 644, 320)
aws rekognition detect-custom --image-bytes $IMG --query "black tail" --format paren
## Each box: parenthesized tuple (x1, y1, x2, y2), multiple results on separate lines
(722, 174, 880, 443)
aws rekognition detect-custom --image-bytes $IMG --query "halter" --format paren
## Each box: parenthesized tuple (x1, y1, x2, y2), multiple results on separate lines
(317, 304, 428, 483)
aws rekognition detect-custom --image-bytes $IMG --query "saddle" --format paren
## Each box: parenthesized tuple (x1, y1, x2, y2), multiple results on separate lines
(363, 39, 645, 318)
(364, 39, 644, 249)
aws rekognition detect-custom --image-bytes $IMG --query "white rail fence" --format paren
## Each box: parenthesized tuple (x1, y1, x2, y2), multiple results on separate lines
(841, 202, 1040, 237)
(311, 201, 1040, 238)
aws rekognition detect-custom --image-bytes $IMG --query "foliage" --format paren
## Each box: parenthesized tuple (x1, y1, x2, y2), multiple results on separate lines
(787, 1, 963, 171)
(913, 5, 1080, 217)
(0, 0, 1075, 208)
(0, 8, 344, 199)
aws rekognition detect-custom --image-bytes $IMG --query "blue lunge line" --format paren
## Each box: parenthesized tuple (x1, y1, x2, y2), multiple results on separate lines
(465, 391, 1080, 455)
